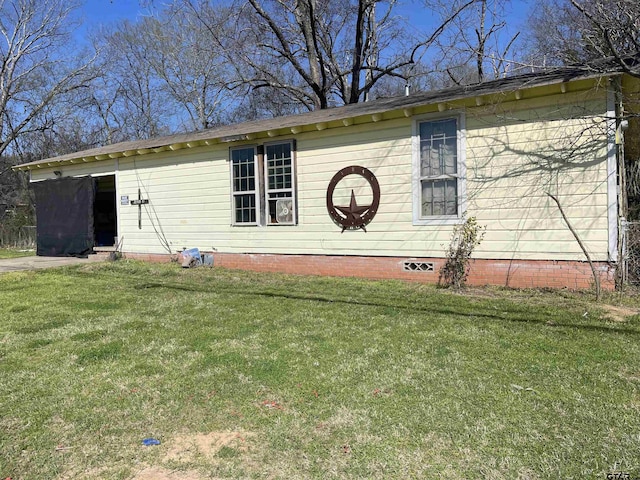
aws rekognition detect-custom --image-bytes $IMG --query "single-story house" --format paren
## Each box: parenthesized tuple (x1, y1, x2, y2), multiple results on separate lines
(13, 63, 640, 289)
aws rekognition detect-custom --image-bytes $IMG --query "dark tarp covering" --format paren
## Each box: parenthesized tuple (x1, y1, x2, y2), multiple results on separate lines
(33, 176, 95, 257)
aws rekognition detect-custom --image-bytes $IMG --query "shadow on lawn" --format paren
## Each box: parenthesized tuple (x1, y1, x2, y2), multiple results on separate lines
(126, 278, 640, 338)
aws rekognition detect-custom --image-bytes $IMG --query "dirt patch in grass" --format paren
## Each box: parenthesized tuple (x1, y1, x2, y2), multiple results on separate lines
(130, 432, 250, 480)
(132, 466, 204, 480)
(164, 431, 248, 462)
(600, 304, 639, 322)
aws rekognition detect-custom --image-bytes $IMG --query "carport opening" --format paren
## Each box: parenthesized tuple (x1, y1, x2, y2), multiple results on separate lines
(94, 175, 117, 247)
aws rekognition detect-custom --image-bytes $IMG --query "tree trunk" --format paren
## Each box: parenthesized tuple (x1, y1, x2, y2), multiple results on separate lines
(548, 192, 602, 301)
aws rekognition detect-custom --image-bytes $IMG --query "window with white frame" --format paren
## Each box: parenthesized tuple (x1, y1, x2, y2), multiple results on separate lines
(413, 115, 465, 224)
(265, 142, 295, 225)
(231, 146, 258, 224)
(230, 141, 296, 226)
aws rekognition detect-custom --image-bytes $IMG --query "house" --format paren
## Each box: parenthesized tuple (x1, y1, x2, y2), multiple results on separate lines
(13, 64, 640, 289)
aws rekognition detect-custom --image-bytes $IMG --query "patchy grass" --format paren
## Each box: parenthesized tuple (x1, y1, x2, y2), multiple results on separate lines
(0, 248, 35, 259)
(1, 260, 640, 479)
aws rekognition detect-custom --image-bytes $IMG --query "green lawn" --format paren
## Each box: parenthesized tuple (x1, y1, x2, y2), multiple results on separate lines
(0, 247, 35, 259)
(1, 261, 640, 479)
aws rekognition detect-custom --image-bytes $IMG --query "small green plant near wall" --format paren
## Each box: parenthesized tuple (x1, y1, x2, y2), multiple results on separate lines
(439, 216, 485, 288)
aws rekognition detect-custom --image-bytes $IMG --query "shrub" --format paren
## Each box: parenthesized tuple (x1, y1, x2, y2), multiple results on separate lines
(439, 216, 485, 288)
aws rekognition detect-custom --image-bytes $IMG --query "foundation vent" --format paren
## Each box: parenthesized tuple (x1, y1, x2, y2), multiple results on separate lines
(403, 261, 434, 273)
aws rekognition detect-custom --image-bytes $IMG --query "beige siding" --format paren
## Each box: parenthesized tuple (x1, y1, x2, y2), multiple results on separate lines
(467, 94, 611, 261)
(30, 161, 116, 181)
(32, 87, 613, 261)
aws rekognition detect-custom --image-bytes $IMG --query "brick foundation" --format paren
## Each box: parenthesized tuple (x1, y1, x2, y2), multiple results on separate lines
(121, 251, 616, 291)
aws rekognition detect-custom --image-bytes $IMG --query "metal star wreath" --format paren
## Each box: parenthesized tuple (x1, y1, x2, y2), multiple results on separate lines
(326, 165, 381, 232)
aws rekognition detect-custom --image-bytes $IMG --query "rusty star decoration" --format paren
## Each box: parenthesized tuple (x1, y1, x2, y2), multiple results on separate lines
(334, 190, 372, 232)
(326, 166, 381, 233)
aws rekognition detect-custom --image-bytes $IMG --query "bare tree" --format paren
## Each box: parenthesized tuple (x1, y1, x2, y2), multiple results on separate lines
(144, 6, 240, 130)
(525, 0, 591, 66)
(548, 192, 602, 299)
(0, 0, 100, 219)
(97, 20, 172, 140)
(83, 72, 128, 145)
(568, 0, 640, 75)
(525, 0, 640, 76)
(0, 0, 98, 158)
(427, 0, 522, 86)
(92, 4, 246, 136)
(183, 0, 478, 110)
(523, 0, 640, 256)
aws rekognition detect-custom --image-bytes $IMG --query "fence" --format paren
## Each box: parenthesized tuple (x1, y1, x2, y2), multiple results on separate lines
(0, 225, 36, 248)
(623, 221, 640, 285)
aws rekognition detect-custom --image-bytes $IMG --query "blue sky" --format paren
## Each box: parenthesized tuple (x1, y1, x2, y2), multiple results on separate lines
(397, 0, 531, 32)
(80, 0, 533, 33)
(80, 0, 149, 28)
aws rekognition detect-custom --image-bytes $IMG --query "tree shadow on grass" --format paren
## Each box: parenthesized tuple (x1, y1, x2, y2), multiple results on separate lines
(124, 279, 640, 338)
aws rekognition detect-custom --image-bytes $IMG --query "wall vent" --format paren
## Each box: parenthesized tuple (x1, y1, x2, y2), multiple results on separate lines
(403, 261, 434, 272)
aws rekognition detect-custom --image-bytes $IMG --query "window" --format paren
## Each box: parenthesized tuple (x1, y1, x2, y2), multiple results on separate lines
(265, 142, 295, 225)
(231, 146, 258, 224)
(230, 141, 296, 226)
(413, 114, 465, 224)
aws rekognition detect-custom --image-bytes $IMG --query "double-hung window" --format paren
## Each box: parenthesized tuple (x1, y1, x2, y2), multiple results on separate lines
(265, 142, 295, 225)
(230, 140, 296, 226)
(413, 114, 465, 224)
(231, 146, 258, 224)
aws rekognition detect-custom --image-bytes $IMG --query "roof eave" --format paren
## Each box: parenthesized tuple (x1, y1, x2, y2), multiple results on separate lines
(12, 69, 622, 172)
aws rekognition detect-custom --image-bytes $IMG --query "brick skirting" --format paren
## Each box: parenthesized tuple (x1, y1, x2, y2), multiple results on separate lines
(121, 251, 615, 290)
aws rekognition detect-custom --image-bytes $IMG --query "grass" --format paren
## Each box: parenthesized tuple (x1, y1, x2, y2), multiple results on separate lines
(0, 247, 35, 259)
(1, 260, 640, 479)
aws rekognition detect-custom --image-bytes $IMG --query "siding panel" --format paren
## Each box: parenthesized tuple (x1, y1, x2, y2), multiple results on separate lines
(34, 89, 612, 262)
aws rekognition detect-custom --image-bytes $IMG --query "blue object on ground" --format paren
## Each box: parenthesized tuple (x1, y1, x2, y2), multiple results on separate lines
(142, 438, 161, 446)
(181, 247, 202, 268)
